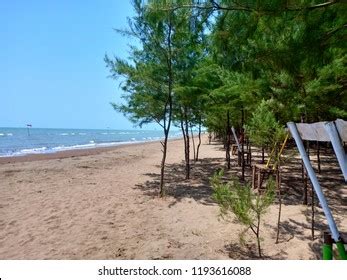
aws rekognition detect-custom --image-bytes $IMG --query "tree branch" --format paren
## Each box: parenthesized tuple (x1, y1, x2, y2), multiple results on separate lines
(249, 224, 258, 235)
(150, 0, 341, 14)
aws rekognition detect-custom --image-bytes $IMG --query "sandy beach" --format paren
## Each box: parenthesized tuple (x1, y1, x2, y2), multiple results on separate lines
(0, 137, 346, 259)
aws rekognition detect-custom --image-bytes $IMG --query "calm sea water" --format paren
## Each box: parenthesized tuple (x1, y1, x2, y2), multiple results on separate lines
(0, 127, 182, 157)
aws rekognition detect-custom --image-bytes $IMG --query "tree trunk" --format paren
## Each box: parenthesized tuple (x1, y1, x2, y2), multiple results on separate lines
(256, 214, 262, 258)
(180, 111, 190, 180)
(196, 119, 202, 161)
(159, 14, 173, 197)
(190, 124, 196, 163)
(160, 130, 169, 197)
(184, 109, 190, 179)
(261, 147, 265, 164)
(180, 114, 187, 172)
(248, 139, 252, 166)
(226, 110, 231, 169)
(276, 168, 282, 244)
(241, 108, 245, 181)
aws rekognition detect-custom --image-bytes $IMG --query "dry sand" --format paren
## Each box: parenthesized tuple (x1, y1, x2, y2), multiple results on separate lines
(0, 136, 346, 259)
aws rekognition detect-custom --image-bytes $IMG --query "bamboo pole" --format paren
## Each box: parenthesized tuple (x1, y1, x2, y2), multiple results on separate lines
(288, 122, 340, 242)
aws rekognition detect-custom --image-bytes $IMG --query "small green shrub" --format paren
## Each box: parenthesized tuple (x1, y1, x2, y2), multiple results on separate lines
(211, 170, 275, 257)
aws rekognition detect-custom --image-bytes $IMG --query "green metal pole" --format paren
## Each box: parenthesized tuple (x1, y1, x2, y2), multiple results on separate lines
(335, 241, 347, 260)
(323, 232, 333, 260)
(323, 244, 333, 260)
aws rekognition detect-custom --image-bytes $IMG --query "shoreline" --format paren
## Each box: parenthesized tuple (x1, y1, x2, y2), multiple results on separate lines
(0, 137, 182, 164)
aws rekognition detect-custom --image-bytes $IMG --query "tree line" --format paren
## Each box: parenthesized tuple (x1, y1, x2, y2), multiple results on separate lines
(105, 0, 346, 195)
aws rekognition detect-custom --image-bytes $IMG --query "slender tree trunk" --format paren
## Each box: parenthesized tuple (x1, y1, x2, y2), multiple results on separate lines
(248, 139, 252, 166)
(180, 110, 190, 180)
(241, 108, 245, 181)
(159, 14, 173, 197)
(261, 147, 265, 164)
(180, 114, 187, 171)
(160, 131, 169, 197)
(184, 108, 190, 179)
(196, 118, 202, 161)
(276, 168, 282, 244)
(190, 124, 196, 163)
(256, 214, 262, 258)
(226, 110, 231, 169)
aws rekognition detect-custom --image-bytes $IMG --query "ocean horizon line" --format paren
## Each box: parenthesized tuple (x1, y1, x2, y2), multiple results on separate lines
(0, 126, 175, 131)
(0, 127, 183, 157)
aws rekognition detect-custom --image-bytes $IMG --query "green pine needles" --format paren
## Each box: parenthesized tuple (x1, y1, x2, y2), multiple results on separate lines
(246, 99, 286, 150)
(211, 170, 276, 258)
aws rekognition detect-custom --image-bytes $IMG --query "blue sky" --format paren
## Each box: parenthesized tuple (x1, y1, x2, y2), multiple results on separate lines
(0, 0, 153, 130)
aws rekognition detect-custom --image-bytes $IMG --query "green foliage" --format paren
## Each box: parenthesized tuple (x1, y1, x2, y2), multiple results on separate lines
(108, 0, 346, 134)
(305, 53, 347, 120)
(211, 170, 275, 225)
(107, 59, 169, 127)
(105, 0, 174, 129)
(211, 170, 275, 257)
(246, 99, 286, 150)
(201, 0, 347, 133)
(106, 0, 347, 195)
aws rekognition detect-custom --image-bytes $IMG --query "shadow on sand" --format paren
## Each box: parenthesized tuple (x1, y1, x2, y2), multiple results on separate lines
(135, 156, 224, 206)
(135, 141, 346, 259)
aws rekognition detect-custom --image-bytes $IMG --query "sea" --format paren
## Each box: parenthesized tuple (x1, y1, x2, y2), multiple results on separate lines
(0, 127, 182, 157)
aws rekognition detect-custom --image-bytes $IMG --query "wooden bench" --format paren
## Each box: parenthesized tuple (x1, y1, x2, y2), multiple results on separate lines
(231, 144, 238, 155)
(237, 149, 252, 167)
(252, 163, 276, 190)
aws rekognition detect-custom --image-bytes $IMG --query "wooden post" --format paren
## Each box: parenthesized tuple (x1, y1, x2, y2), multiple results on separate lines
(317, 141, 321, 174)
(304, 169, 308, 205)
(311, 184, 315, 240)
(302, 160, 308, 205)
(249, 144, 252, 166)
(261, 147, 265, 164)
(237, 150, 241, 166)
(307, 141, 310, 156)
(26, 124, 31, 136)
(252, 165, 256, 189)
(257, 168, 261, 190)
(302, 140, 309, 205)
